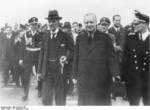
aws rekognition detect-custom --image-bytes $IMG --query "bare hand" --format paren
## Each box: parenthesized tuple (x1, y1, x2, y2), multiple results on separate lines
(72, 78, 77, 84)
(37, 74, 42, 81)
(19, 59, 23, 66)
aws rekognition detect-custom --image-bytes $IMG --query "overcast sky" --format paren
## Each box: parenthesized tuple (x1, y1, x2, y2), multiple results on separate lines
(0, 0, 149, 26)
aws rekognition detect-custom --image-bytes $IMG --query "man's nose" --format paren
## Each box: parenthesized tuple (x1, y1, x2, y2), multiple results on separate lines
(49, 22, 54, 25)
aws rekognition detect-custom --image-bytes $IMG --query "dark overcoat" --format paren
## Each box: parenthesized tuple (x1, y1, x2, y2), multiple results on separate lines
(72, 30, 120, 105)
(108, 27, 126, 63)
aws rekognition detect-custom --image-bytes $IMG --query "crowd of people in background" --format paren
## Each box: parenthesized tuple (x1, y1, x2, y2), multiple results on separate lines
(0, 9, 149, 106)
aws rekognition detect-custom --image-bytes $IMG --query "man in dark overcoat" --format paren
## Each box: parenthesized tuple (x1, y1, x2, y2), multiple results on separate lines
(121, 10, 150, 105)
(108, 15, 126, 70)
(1, 27, 14, 86)
(37, 10, 74, 105)
(72, 13, 120, 105)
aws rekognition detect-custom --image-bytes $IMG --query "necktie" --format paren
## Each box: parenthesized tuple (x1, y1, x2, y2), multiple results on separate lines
(51, 33, 56, 39)
(139, 34, 142, 41)
(88, 33, 92, 44)
(116, 28, 119, 33)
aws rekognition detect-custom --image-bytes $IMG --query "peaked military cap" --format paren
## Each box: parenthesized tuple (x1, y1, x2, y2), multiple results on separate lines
(28, 17, 38, 24)
(134, 10, 149, 24)
(100, 17, 111, 25)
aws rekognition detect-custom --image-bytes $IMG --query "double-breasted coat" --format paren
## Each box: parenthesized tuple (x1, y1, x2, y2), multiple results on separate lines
(121, 33, 149, 105)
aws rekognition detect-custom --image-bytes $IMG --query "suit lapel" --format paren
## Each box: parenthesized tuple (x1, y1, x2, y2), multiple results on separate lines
(56, 29, 63, 49)
(87, 30, 100, 55)
(112, 27, 116, 33)
(44, 31, 50, 52)
(81, 32, 91, 56)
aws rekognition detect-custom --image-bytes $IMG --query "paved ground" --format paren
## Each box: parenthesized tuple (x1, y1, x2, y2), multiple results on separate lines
(0, 74, 142, 106)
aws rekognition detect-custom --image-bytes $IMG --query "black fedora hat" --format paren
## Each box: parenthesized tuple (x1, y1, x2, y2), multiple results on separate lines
(45, 10, 62, 20)
(63, 21, 71, 29)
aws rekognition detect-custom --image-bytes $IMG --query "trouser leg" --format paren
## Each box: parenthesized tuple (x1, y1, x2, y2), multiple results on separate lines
(42, 74, 54, 105)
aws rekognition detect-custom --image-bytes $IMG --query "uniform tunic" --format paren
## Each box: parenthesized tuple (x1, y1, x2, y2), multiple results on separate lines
(122, 33, 149, 105)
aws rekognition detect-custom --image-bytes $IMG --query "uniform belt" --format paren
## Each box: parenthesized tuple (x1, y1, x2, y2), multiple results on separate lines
(26, 47, 41, 51)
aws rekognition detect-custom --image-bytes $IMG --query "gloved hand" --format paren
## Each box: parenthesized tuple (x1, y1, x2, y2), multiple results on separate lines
(19, 59, 23, 66)
(112, 75, 121, 82)
(37, 74, 42, 81)
(60, 56, 67, 65)
(72, 78, 77, 84)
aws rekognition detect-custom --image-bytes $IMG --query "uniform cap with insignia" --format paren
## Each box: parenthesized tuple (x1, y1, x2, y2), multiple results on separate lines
(28, 17, 38, 25)
(100, 17, 111, 25)
(133, 10, 149, 25)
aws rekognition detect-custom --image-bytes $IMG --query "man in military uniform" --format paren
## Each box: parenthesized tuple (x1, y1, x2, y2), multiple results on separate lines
(37, 10, 74, 105)
(121, 10, 149, 105)
(20, 17, 42, 101)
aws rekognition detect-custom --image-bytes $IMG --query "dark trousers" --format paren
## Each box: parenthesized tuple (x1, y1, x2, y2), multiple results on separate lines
(42, 66, 67, 105)
(21, 51, 39, 97)
(21, 63, 32, 97)
(3, 68, 9, 85)
(2, 61, 11, 85)
(11, 60, 23, 86)
(63, 64, 74, 96)
(126, 75, 150, 105)
(21, 59, 38, 97)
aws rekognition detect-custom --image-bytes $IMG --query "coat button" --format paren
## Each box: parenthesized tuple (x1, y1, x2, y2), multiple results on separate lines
(144, 57, 147, 60)
(136, 66, 139, 70)
(145, 51, 148, 54)
(134, 55, 137, 58)
(134, 61, 138, 64)
(132, 49, 136, 52)
(143, 63, 146, 65)
(142, 68, 145, 71)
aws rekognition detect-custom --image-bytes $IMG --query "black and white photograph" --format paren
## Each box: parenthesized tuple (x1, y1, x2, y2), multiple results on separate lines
(0, 0, 149, 108)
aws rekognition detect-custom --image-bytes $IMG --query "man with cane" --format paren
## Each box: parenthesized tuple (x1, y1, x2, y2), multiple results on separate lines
(37, 10, 74, 105)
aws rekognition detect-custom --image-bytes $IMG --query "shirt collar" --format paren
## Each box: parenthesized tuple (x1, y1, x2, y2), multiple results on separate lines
(87, 29, 96, 39)
(7, 34, 12, 39)
(113, 26, 120, 32)
(51, 28, 59, 34)
(141, 29, 150, 41)
(50, 28, 59, 38)
(31, 30, 36, 35)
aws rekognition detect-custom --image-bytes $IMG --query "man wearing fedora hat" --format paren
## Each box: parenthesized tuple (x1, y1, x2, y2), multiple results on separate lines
(19, 17, 43, 101)
(37, 10, 74, 105)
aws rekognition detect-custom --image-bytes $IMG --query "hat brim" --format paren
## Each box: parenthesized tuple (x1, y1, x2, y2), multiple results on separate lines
(29, 22, 39, 25)
(101, 22, 110, 25)
(63, 26, 71, 29)
(45, 17, 62, 20)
